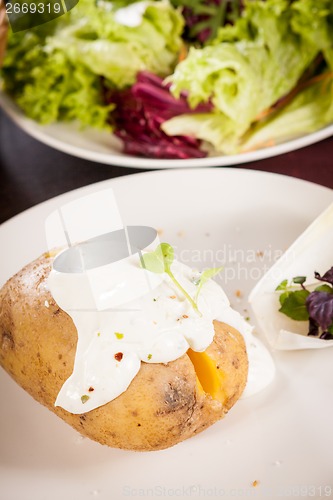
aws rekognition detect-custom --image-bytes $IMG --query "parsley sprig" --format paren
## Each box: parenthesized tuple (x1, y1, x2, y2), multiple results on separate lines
(275, 267, 333, 340)
(141, 243, 222, 315)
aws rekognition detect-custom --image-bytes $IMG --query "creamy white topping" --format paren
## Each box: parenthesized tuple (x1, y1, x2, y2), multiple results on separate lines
(50, 257, 275, 414)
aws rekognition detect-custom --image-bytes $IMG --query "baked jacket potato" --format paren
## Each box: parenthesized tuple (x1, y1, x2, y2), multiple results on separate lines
(0, 252, 248, 451)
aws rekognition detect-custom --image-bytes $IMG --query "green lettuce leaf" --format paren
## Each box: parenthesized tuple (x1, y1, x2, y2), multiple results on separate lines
(241, 75, 333, 151)
(163, 74, 333, 153)
(3, 41, 114, 127)
(291, 0, 333, 51)
(2, 0, 184, 127)
(162, 112, 237, 154)
(47, 0, 184, 87)
(166, 0, 333, 153)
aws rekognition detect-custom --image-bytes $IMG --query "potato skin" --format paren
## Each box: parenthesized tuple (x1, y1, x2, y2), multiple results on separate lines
(0, 253, 248, 451)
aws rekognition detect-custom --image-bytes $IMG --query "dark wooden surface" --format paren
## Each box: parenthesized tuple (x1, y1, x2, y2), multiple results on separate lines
(0, 108, 332, 225)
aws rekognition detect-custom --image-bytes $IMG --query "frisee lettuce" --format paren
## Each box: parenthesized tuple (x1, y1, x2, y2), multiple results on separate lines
(1, 0, 184, 128)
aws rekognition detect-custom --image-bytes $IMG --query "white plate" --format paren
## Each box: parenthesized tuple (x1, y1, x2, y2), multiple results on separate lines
(1, 91, 333, 168)
(1, 169, 333, 500)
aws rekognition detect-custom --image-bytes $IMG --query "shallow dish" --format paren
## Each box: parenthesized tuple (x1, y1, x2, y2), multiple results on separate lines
(1, 168, 333, 500)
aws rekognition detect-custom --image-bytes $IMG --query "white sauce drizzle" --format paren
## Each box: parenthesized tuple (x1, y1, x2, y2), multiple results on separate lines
(49, 257, 275, 414)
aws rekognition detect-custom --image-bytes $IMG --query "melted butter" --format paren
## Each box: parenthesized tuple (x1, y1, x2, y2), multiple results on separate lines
(50, 258, 275, 414)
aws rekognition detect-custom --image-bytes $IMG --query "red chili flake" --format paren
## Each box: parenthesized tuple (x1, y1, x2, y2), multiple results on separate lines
(114, 352, 123, 362)
(169, 295, 176, 299)
(88, 386, 94, 392)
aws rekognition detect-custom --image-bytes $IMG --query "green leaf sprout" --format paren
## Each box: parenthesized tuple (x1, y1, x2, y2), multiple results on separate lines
(140, 243, 222, 315)
(194, 267, 224, 303)
(292, 276, 307, 286)
(275, 279, 289, 291)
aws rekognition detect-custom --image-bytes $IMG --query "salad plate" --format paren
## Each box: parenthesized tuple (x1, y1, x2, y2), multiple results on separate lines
(1, 168, 333, 500)
(1, 90, 333, 168)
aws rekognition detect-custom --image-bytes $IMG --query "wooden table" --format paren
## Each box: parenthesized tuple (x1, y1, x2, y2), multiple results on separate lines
(0, 108, 332, 225)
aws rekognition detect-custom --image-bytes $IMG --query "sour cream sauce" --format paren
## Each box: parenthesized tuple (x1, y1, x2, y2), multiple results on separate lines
(49, 256, 275, 414)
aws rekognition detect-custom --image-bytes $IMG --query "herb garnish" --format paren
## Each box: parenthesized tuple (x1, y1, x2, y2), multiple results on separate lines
(81, 395, 90, 404)
(141, 243, 222, 315)
(275, 267, 333, 340)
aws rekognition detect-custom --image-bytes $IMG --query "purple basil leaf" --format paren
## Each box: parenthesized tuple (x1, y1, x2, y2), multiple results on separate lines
(306, 291, 333, 331)
(320, 331, 333, 340)
(314, 267, 333, 285)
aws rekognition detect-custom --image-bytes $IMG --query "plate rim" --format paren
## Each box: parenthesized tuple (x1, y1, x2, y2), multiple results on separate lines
(1, 167, 332, 230)
(1, 91, 333, 169)
(1, 167, 333, 498)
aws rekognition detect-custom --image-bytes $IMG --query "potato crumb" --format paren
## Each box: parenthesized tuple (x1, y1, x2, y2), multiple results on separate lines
(235, 290, 243, 298)
(252, 480, 259, 487)
(44, 249, 60, 259)
(157, 228, 164, 236)
(256, 250, 264, 258)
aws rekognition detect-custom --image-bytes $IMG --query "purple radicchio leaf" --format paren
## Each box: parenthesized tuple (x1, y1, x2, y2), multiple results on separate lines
(306, 291, 333, 331)
(104, 71, 212, 160)
(314, 267, 333, 285)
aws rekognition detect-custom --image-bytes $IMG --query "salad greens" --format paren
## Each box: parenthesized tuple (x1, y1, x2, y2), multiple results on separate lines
(169, 0, 244, 43)
(1, 0, 184, 127)
(105, 71, 211, 158)
(275, 267, 333, 340)
(164, 0, 333, 154)
(141, 243, 222, 315)
(1, 0, 333, 158)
